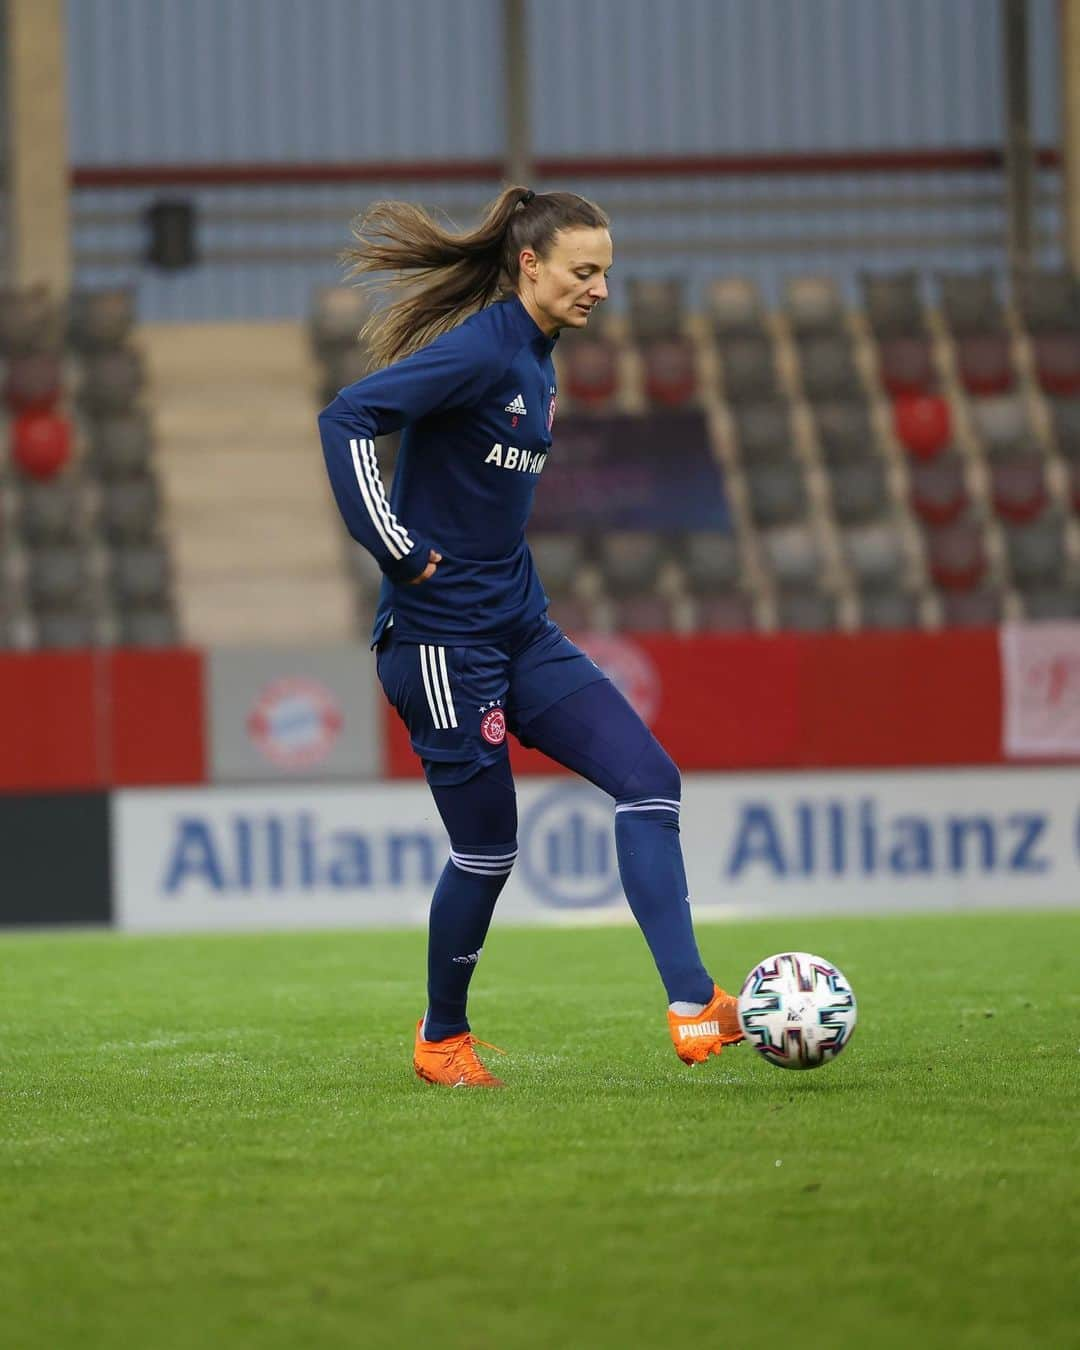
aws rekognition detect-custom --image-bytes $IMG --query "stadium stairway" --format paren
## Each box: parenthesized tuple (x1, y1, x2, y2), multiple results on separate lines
(141, 322, 354, 644)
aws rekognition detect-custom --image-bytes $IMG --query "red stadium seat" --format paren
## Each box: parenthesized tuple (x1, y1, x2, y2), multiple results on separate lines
(954, 333, 1014, 395)
(893, 394, 951, 459)
(11, 411, 72, 480)
(642, 336, 697, 408)
(1032, 333, 1080, 397)
(926, 520, 987, 591)
(563, 336, 619, 407)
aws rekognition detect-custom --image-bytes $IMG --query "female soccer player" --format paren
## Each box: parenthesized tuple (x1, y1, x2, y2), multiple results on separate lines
(317, 186, 742, 1087)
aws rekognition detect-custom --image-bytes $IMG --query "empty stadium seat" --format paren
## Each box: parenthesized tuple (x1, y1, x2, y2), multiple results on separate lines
(78, 348, 144, 415)
(34, 608, 97, 648)
(110, 544, 171, 606)
(828, 459, 890, 524)
(321, 345, 371, 404)
(1032, 333, 1080, 397)
(955, 332, 1014, 395)
(783, 276, 846, 337)
(627, 278, 684, 341)
(1021, 586, 1080, 621)
(4, 353, 62, 414)
(1015, 270, 1080, 333)
(842, 522, 906, 588)
(705, 277, 767, 340)
(546, 595, 595, 633)
(989, 453, 1049, 524)
(937, 270, 1004, 334)
(940, 587, 1004, 627)
(117, 605, 180, 646)
(908, 453, 969, 526)
(745, 461, 807, 526)
(642, 336, 698, 407)
(98, 477, 161, 543)
(679, 530, 741, 592)
(968, 394, 1033, 457)
(760, 524, 823, 587)
(1049, 397, 1080, 460)
(310, 286, 369, 356)
(719, 335, 778, 403)
(530, 532, 586, 596)
(926, 521, 988, 590)
(858, 585, 920, 630)
(693, 591, 755, 632)
(595, 531, 666, 594)
(1005, 517, 1067, 588)
(878, 336, 935, 396)
(797, 334, 862, 401)
(732, 401, 795, 463)
(893, 393, 951, 459)
(17, 479, 83, 547)
(860, 271, 925, 336)
(813, 400, 877, 464)
(26, 546, 87, 608)
(562, 335, 620, 407)
(68, 288, 136, 352)
(1068, 460, 1080, 514)
(0, 285, 64, 356)
(87, 412, 155, 479)
(610, 593, 677, 632)
(775, 586, 837, 632)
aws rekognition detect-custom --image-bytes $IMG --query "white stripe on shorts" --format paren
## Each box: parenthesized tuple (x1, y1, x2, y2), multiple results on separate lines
(419, 645, 458, 730)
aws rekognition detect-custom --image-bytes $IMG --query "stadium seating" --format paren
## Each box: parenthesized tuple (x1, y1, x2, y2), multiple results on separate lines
(860, 270, 926, 337)
(0, 285, 179, 648)
(303, 263, 1080, 641)
(938, 270, 1005, 334)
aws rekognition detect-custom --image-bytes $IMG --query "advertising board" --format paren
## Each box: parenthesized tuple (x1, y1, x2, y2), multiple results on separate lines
(113, 767, 1080, 932)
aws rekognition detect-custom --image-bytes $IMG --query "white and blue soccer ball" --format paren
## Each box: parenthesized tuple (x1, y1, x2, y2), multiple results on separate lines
(737, 952, 857, 1070)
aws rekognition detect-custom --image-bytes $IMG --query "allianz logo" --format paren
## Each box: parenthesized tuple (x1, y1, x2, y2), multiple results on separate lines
(519, 787, 621, 909)
(726, 799, 1051, 878)
(160, 814, 442, 893)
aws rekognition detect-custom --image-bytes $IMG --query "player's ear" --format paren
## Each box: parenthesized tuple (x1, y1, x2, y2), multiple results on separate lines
(519, 247, 540, 281)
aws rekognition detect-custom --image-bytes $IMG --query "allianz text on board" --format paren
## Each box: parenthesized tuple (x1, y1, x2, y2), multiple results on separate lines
(112, 770, 1080, 932)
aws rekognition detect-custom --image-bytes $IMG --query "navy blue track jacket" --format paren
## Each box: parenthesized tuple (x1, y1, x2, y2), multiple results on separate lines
(318, 295, 559, 647)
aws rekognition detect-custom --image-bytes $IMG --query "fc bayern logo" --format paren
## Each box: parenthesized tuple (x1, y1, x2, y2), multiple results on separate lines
(246, 677, 343, 769)
(573, 634, 661, 726)
(480, 707, 506, 745)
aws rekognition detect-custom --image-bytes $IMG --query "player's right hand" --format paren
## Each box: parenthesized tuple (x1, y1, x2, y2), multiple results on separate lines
(409, 549, 441, 584)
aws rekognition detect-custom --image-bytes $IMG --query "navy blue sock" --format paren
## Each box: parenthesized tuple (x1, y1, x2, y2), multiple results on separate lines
(614, 801, 713, 1004)
(519, 682, 713, 1005)
(423, 757, 518, 1041)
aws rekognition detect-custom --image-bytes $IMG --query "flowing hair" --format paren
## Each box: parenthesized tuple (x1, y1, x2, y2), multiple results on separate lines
(341, 185, 609, 368)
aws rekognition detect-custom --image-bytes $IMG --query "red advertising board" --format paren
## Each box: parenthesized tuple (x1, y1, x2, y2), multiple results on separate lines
(0, 648, 206, 791)
(385, 629, 1004, 778)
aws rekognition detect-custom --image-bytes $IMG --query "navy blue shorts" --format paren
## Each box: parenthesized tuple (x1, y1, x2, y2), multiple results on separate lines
(376, 616, 609, 785)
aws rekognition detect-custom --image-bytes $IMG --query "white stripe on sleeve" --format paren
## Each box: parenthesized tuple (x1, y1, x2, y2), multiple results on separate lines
(349, 438, 414, 558)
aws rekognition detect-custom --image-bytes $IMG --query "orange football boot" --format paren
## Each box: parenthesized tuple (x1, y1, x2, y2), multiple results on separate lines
(667, 985, 745, 1065)
(413, 1019, 506, 1088)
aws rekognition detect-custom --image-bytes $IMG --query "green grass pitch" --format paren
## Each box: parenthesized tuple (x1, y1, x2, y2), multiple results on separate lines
(2, 912, 1078, 1349)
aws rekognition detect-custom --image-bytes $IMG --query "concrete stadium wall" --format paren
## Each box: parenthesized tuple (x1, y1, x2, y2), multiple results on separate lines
(65, 0, 1066, 318)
